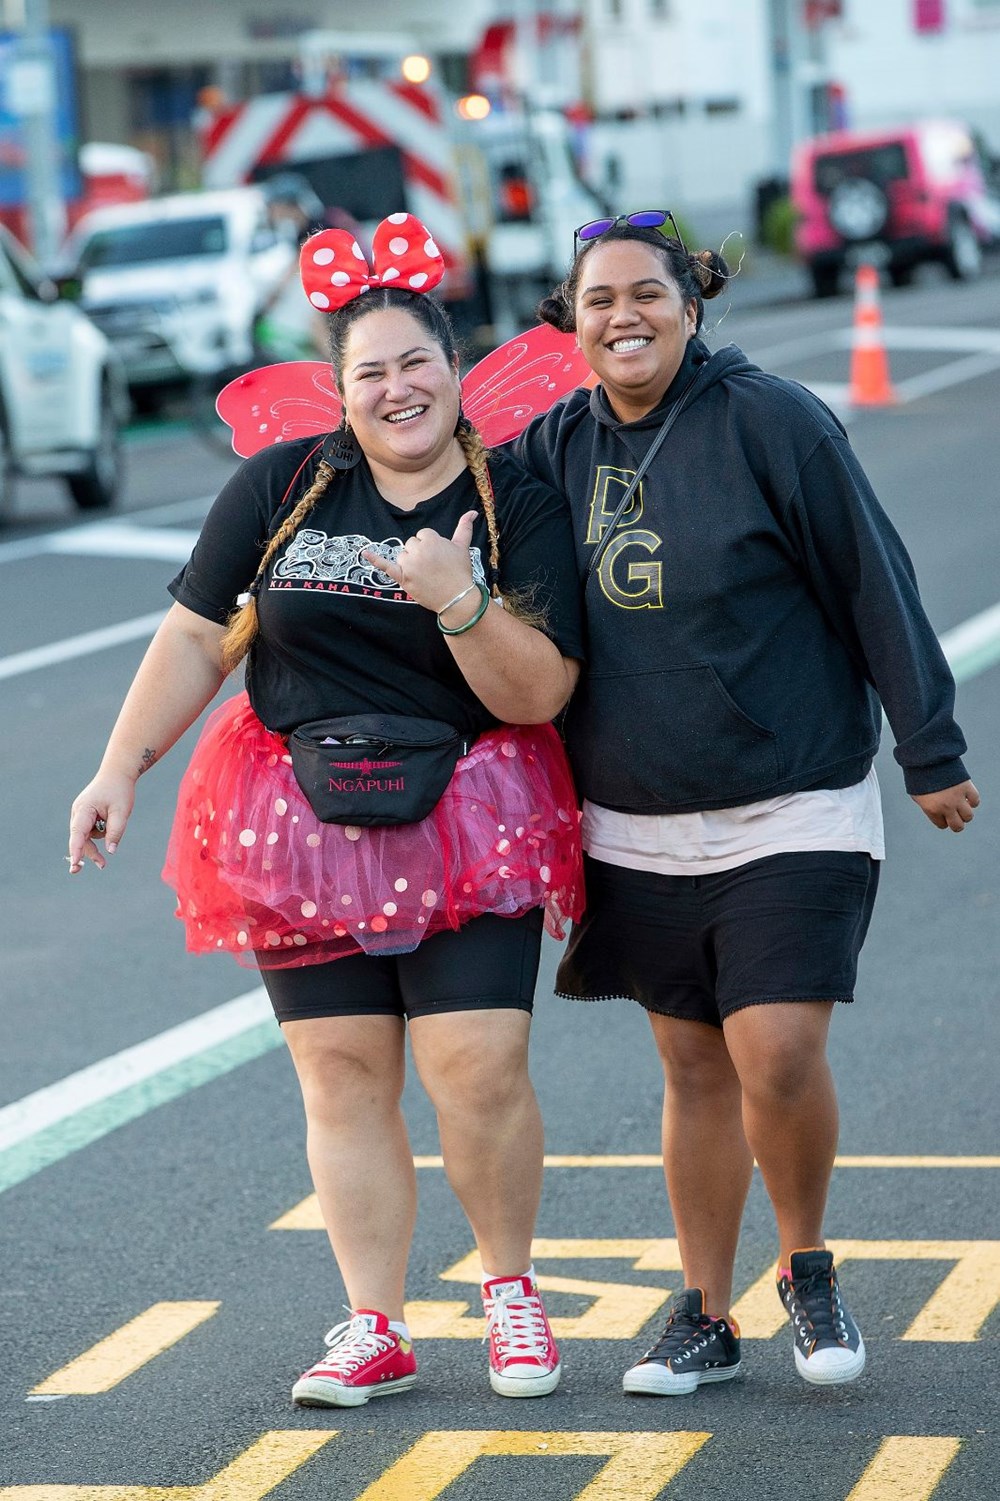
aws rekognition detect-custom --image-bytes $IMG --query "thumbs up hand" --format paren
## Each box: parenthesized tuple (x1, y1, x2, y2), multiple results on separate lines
(450, 509, 476, 553)
(361, 509, 480, 614)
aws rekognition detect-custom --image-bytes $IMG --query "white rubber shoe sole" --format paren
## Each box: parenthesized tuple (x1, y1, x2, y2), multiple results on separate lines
(794, 1336, 866, 1386)
(623, 1360, 742, 1397)
(292, 1371, 417, 1408)
(490, 1360, 562, 1398)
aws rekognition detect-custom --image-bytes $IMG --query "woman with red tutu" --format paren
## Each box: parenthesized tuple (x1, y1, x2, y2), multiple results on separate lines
(68, 215, 584, 1408)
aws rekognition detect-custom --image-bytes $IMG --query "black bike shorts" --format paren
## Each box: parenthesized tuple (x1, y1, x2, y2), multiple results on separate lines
(262, 908, 544, 1023)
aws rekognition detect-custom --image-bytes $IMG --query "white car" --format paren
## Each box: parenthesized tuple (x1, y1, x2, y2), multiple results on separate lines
(0, 226, 126, 516)
(63, 188, 295, 390)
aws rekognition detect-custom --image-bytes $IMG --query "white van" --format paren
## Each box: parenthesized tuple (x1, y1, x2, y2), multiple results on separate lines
(63, 188, 294, 390)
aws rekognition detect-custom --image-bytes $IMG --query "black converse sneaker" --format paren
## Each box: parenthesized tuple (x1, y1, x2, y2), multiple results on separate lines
(777, 1249, 866, 1386)
(623, 1288, 742, 1396)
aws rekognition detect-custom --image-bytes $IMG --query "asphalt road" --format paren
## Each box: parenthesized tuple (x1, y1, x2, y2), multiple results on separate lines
(1, 269, 999, 1500)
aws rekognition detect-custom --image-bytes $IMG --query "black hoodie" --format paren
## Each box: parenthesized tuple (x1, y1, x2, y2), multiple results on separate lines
(514, 338, 968, 814)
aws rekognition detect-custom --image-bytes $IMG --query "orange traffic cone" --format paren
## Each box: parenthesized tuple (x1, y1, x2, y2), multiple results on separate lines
(848, 264, 897, 406)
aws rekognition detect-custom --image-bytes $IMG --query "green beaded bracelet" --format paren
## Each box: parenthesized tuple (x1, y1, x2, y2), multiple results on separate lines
(437, 579, 491, 636)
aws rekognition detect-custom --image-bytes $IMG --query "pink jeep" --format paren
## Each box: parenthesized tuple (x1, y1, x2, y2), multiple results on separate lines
(791, 119, 1000, 296)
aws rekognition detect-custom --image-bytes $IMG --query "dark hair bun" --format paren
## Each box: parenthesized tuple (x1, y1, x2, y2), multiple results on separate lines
(691, 248, 729, 300)
(536, 290, 574, 333)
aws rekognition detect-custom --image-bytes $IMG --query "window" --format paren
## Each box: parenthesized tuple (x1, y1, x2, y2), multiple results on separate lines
(76, 217, 229, 269)
(813, 143, 908, 197)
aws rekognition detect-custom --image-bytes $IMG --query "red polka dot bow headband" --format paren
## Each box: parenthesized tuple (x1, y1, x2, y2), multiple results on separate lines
(300, 212, 445, 312)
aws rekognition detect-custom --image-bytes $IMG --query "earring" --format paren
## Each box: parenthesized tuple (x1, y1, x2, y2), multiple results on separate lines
(322, 427, 362, 471)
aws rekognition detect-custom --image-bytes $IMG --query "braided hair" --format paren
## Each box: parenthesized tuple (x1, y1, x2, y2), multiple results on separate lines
(219, 458, 334, 673)
(220, 289, 512, 673)
(537, 224, 729, 336)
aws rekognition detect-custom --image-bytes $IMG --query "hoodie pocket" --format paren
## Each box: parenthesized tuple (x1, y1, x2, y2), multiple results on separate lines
(566, 663, 782, 808)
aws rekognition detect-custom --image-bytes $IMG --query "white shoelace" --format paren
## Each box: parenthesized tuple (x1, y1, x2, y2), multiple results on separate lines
(312, 1312, 394, 1376)
(484, 1289, 551, 1360)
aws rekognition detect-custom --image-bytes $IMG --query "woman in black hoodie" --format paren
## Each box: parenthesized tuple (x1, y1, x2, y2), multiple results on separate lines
(515, 214, 979, 1397)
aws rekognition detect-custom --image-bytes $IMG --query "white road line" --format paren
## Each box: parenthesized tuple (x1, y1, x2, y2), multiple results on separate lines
(0, 494, 214, 567)
(941, 600, 1000, 680)
(748, 332, 848, 366)
(895, 350, 1000, 404)
(0, 990, 271, 1151)
(780, 348, 1000, 422)
(0, 611, 166, 682)
(1, 370, 999, 694)
(125, 495, 215, 525)
(3, 582, 1000, 691)
(46, 523, 199, 562)
(753, 325, 1000, 366)
(798, 381, 849, 413)
(751, 323, 1000, 423)
(881, 325, 1000, 353)
(0, 534, 63, 564)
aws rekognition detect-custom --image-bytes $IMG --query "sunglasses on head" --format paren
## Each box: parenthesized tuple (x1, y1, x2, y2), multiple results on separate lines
(573, 209, 687, 258)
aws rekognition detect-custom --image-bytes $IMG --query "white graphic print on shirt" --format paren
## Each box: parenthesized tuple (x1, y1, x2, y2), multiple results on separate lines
(270, 529, 487, 602)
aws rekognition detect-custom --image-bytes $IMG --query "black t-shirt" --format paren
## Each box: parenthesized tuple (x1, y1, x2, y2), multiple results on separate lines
(169, 437, 585, 736)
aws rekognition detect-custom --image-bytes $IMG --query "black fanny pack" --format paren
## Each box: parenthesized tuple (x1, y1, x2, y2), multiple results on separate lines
(288, 714, 473, 827)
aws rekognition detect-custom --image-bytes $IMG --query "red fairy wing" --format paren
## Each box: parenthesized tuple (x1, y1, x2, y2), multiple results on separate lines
(215, 362, 342, 458)
(461, 325, 597, 447)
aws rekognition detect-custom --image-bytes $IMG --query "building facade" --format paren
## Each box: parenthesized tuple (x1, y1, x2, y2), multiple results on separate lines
(48, 0, 495, 185)
(42, 0, 1000, 237)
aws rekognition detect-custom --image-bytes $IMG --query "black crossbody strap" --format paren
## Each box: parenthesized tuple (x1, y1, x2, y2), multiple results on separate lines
(583, 368, 701, 590)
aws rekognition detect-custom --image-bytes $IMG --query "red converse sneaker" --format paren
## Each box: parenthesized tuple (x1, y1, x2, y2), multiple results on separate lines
(291, 1310, 417, 1408)
(482, 1273, 561, 1397)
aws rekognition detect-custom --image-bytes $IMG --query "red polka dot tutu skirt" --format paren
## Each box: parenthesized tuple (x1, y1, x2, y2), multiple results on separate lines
(162, 692, 583, 968)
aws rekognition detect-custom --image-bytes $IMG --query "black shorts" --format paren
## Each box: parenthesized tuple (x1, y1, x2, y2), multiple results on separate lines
(262, 908, 544, 1024)
(556, 851, 880, 1029)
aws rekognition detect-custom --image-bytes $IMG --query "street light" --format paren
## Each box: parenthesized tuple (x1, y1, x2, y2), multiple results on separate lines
(401, 54, 431, 84)
(456, 94, 492, 121)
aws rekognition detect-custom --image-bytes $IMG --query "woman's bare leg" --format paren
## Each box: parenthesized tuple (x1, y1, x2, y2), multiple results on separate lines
(283, 1013, 415, 1321)
(409, 1008, 541, 1277)
(648, 1012, 755, 1316)
(723, 1001, 838, 1266)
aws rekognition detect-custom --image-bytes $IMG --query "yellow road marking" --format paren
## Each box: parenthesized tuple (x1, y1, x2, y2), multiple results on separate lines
(834, 1157, 1000, 1168)
(270, 1196, 324, 1231)
(270, 1156, 1000, 1227)
(352, 1431, 711, 1501)
(30, 1303, 221, 1395)
(394, 1236, 1000, 1343)
(0, 1430, 972, 1501)
(423, 1158, 996, 1170)
(407, 1276, 670, 1341)
(407, 1240, 682, 1340)
(0, 1430, 337, 1500)
(731, 1240, 1000, 1341)
(845, 1437, 962, 1500)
